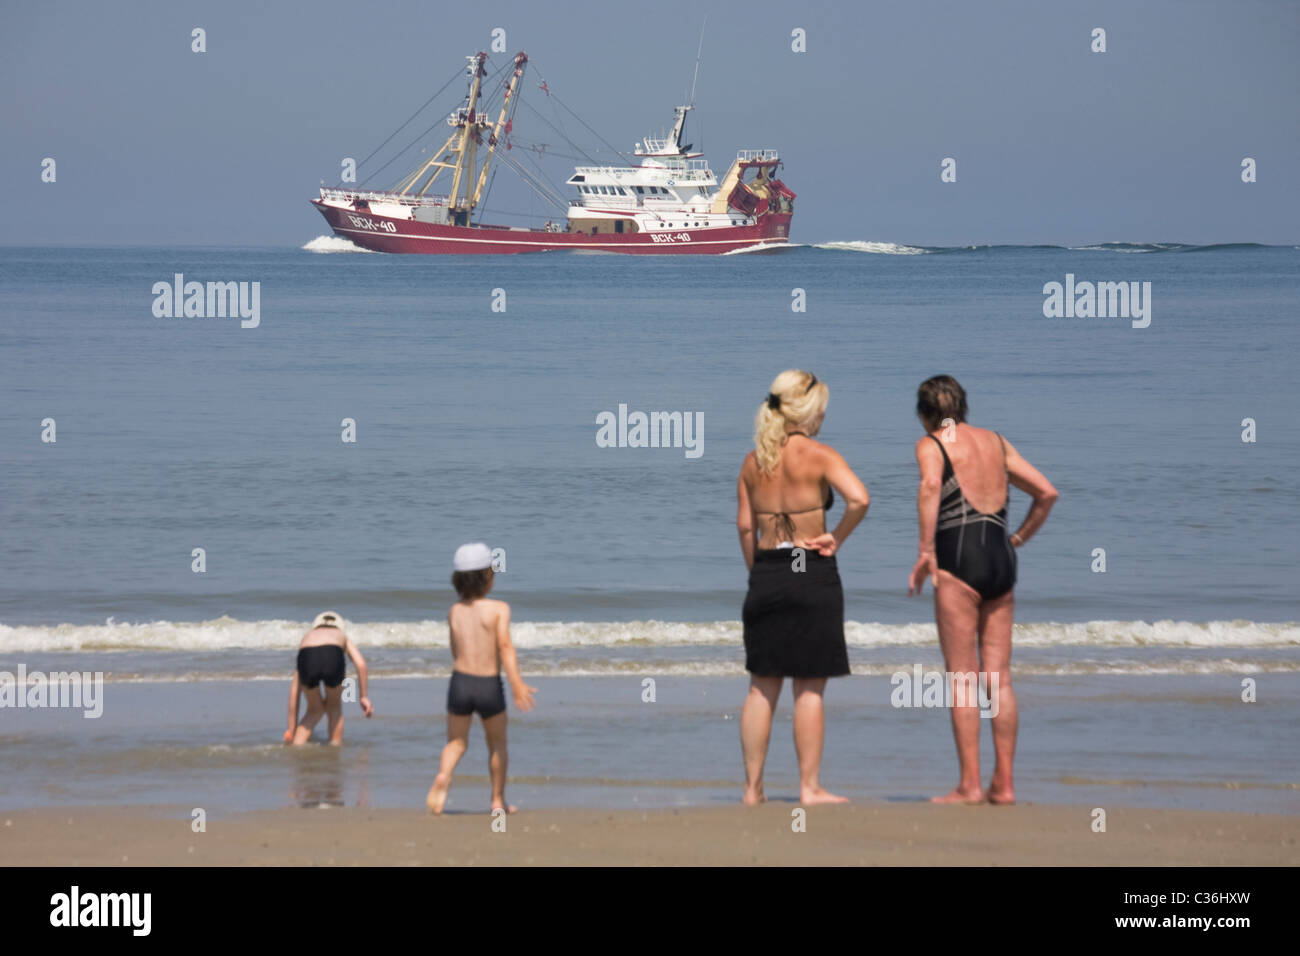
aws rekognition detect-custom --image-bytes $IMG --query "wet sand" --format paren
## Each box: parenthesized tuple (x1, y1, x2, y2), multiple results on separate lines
(3, 801, 1295, 866)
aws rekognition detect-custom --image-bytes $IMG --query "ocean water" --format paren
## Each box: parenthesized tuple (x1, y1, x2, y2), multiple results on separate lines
(1, 241, 1297, 813)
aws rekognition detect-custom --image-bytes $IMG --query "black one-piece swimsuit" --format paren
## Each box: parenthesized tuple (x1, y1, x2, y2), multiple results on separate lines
(928, 434, 1017, 600)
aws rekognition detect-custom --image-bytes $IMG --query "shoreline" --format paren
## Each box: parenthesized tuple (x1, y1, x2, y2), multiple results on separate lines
(3, 801, 1295, 866)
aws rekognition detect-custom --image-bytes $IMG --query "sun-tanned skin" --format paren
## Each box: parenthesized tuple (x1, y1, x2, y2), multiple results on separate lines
(908, 422, 1057, 805)
(737, 413, 870, 806)
(285, 626, 373, 746)
(426, 577, 536, 815)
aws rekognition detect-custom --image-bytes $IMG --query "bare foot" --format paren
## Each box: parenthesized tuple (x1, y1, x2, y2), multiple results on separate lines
(742, 785, 766, 805)
(931, 786, 984, 804)
(987, 786, 1015, 805)
(426, 774, 451, 814)
(491, 803, 518, 814)
(800, 786, 848, 805)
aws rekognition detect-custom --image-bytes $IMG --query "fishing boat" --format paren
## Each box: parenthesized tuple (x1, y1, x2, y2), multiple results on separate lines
(310, 50, 794, 254)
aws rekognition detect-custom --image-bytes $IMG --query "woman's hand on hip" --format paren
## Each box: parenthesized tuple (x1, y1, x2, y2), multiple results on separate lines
(797, 533, 838, 557)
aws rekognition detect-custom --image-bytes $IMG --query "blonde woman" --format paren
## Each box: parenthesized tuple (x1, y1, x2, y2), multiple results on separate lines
(736, 370, 870, 805)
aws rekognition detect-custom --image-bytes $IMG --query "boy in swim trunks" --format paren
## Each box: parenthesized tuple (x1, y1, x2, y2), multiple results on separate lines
(426, 543, 537, 814)
(285, 611, 374, 746)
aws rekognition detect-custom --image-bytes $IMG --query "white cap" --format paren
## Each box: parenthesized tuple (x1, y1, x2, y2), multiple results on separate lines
(312, 610, 343, 629)
(453, 542, 493, 572)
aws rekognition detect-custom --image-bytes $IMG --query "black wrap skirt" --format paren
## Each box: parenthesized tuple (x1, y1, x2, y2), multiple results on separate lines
(742, 549, 850, 678)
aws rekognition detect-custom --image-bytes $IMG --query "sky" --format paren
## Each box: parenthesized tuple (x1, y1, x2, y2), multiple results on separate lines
(3, 0, 1297, 247)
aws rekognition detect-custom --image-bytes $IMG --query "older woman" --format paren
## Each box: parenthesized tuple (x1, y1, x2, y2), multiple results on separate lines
(907, 376, 1057, 804)
(736, 370, 870, 805)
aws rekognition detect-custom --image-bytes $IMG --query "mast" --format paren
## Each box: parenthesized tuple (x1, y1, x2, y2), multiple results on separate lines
(446, 53, 488, 212)
(670, 105, 692, 154)
(388, 51, 528, 225)
(390, 53, 484, 219)
(470, 52, 528, 211)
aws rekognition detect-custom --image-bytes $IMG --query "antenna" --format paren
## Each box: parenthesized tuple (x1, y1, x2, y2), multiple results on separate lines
(688, 15, 707, 107)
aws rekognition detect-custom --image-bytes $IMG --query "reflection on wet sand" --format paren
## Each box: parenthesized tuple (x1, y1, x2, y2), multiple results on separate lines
(289, 746, 372, 809)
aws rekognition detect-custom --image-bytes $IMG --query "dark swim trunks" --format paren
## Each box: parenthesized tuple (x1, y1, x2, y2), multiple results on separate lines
(446, 671, 507, 719)
(297, 645, 346, 689)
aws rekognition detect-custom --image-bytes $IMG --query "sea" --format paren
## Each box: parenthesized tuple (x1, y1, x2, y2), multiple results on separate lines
(1, 239, 1296, 815)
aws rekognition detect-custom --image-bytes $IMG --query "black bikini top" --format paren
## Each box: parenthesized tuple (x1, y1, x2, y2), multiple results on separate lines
(753, 432, 834, 542)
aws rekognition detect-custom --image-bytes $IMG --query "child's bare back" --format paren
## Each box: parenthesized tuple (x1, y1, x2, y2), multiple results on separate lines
(447, 597, 509, 676)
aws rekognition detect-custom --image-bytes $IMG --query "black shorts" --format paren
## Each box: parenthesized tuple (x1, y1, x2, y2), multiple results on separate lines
(297, 645, 346, 689)
(446, 671, 506, 719)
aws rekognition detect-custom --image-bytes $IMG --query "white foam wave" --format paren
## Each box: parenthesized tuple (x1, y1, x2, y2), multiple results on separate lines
(721, 241, 803, 255)
(301, 235, 377, 253)
(811, 240, 930, 255)
(0, 618, 1294, 653)
(1068, 242, 1188, 254)
(82, 657, 1300, 683)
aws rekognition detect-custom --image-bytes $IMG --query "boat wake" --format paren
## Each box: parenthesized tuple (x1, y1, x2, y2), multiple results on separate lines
(721, 241, 804, 255)
(812, 240, 930, 255)
(302, 235, 377, 254)
(798, 240, 1282, 255)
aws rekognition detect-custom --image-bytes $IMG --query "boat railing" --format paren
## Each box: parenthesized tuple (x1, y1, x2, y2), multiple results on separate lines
(735, 149, 780, 162)
(319, 187, 448, 207)
(639, 137, 673, 154)
(573, 165, 716, 183)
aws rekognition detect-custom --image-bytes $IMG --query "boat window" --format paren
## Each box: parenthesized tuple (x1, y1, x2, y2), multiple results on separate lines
(634, 186, 644, 194)
(616, 187, 626, 195)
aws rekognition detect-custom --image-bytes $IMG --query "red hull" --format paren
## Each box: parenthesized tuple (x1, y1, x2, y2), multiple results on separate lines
(312, 201, 791, 254)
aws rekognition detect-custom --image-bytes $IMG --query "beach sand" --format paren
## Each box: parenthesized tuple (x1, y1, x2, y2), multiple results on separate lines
(3, 802, 1294, 866)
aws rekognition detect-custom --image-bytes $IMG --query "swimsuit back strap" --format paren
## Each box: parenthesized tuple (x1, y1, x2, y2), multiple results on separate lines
(755, 504, 824, 516)
(926, 432, 954, 475)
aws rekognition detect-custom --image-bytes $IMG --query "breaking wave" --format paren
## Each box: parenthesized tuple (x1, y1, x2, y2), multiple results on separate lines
(2, 617, 1294, 653)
